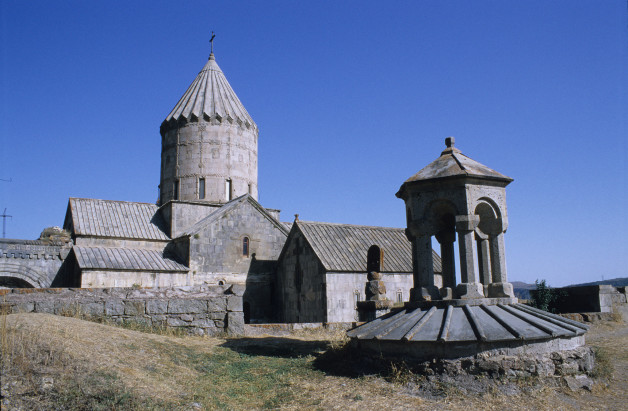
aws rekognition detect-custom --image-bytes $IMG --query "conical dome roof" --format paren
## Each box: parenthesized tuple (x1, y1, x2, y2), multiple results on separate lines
(163, 53, 256, 130)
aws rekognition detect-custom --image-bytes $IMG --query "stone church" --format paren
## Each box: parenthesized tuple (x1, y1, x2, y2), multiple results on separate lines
(0, 48, 440, 323)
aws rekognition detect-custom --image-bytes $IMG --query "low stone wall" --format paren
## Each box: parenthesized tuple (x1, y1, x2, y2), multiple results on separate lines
(543, 285, 627, 314)
(0, 285, 245, 335)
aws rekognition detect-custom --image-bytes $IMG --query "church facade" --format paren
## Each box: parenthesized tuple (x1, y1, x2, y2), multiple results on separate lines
(0, 48, 439, 323)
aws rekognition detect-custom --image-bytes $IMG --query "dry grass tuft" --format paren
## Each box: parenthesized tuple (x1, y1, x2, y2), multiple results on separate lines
(2, 312, 627, 410)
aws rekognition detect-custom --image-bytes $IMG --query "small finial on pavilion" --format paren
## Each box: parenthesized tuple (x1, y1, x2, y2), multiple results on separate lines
(445, 136, 455, 148)
(294, 214, 299, 222)
(209, 31, 216, 59)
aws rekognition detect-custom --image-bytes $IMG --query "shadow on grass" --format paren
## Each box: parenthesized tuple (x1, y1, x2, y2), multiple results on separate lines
(219, 337, 330, 358)
(219, 337, 390, 379)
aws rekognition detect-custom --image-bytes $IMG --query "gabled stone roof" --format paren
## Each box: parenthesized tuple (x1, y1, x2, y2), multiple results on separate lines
(64, 198, 169, 241)
(182, 194, 289, 237)
(403, 140, 512, 184)
(163, 53, 256, 130)
(293, 221, 442, 273)
(73, 246, 188, 272)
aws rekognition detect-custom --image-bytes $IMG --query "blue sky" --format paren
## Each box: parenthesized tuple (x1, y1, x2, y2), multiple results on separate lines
(1, 1, 626, 286)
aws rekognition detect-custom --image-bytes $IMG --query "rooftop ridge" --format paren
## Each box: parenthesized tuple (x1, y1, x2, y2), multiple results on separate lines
(69, 197, 159, 206)
(296, 220, 406, 231)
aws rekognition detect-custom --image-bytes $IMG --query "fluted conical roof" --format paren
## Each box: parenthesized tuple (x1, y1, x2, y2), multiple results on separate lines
(163, 53, 256, 130)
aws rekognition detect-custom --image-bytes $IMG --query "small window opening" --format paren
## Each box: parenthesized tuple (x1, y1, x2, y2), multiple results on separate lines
(243, 237, 250, 257)
(225, 179, 233, 201)
(218, 280, 225, 286)
(397, 291, 403, 303)
(354, 291, 360, 309)
(173, 180, 179, 200)
(199, 178, 205, 199)
(248, 183, 252, 195)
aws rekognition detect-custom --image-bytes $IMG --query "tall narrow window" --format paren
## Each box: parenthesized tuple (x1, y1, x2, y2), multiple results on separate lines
(199, 178, 206, 199)
(173, 180, 179, 200)
(248, 183, 252, 195)
(225, 179, 233, 201)
(367, 245, 381, 272)
(243, 237, 249, 257)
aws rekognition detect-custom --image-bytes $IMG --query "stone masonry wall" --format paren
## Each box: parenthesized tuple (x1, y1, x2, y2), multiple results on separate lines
(0, 284, 245, 335)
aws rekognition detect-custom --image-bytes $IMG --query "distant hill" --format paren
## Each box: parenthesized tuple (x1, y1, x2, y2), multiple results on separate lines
(567, 277, 628, 287)
(511, 281, 536, 299)
(510, 277, 628, 300)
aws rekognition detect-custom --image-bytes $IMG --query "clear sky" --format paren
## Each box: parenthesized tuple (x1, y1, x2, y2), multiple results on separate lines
(1, 1, 626, 286)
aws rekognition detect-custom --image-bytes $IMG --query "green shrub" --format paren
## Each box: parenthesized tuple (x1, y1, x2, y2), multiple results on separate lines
(529, 279, 566, 313)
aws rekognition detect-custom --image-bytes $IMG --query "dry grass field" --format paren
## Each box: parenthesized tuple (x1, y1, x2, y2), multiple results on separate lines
(1, 312, 626, 410)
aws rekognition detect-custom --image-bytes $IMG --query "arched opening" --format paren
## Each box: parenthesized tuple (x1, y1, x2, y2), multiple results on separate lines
(367, 245, 382, 273)
(242, 237, 250, 257)
(430, 201, 458, 293)
(0, 276, 36, 288)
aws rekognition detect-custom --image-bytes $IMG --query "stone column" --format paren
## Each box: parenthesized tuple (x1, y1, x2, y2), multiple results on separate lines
(487, 231, 515, 298)
(408, 233, 440, 301)
(476, 232, 492, 297)
(436, 229, 456, 299)
(455, 215, 484, 299)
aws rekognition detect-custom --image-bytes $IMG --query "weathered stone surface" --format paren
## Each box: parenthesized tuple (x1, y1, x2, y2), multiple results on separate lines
(146, 300, 168, 314)
(227, 312, 245, 335)
(227, 295, 243, 311)
(34, 301, 56, 313)
(564, 375, 594, 391)
(169, 299, 206, 314)
(208, 297, 227, 312)
(180, 314, 194, 322)
(105, 300, 125, 316)
(167, 317, 188, 327)
(0, 286, 241, 335)
(124, 301, 145, 316)
(81, 302, 104, 316)
(366, 280, 386, 300)
(226, 284, 245, 296)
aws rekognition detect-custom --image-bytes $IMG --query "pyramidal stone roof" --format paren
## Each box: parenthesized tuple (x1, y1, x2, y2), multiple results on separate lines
(163, 53, 256, 130)
(403, 137, 512, 184)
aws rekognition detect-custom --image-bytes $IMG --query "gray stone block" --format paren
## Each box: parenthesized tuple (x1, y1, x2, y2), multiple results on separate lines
(124, 301, 145, 316)
(214, 319, 225, 328)
(105, 300, 125, 316)
(82, 302, 105, 316)
(209, 312, 226, 320)
(167, 317, 188, 327)
(226, 284, 245, 296)
(146, 300, 168, 314)
(168, 299, 207, 314)
(14, 302, 35, 313)
(227, 296, 243, 312)
(190, 318, 214, 327)
(35, 301, 56, 313)
(208, 297, 227, 312)
(226, 312, 245, 335)
(180, 314, 194, 322)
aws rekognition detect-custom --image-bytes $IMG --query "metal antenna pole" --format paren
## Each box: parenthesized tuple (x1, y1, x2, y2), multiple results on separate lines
(1, 208, 12, 238)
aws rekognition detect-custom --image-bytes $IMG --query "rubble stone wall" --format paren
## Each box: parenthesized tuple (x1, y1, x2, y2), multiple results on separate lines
(0, 285, 245, 335)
